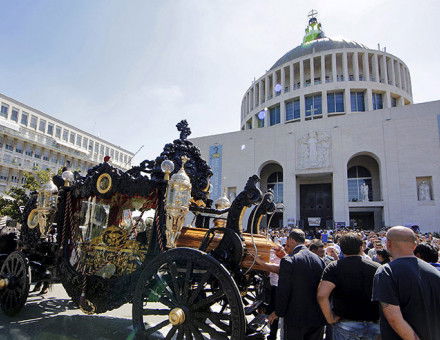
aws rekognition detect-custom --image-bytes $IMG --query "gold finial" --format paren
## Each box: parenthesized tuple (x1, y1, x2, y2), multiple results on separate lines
(181, 155, 189, 168)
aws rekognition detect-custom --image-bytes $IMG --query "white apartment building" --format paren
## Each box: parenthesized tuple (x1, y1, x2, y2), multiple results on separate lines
(0, 92, 134, 192)
(191, 13, 440, 232)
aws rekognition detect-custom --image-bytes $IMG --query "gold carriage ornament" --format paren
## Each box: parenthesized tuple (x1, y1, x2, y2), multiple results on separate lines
(27, 178, 59, 237)
(163, 156, 192, 248)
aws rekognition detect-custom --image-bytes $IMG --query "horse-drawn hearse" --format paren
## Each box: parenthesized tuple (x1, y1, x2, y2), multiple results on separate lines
(0, 121, 279, 339)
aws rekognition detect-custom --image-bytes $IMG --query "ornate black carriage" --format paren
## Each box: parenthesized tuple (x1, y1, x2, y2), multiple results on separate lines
(0, 121, 279, 339)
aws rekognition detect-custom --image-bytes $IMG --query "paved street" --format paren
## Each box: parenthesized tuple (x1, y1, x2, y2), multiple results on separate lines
(0, 284, 139, 340)
(0, 284, 265, 340)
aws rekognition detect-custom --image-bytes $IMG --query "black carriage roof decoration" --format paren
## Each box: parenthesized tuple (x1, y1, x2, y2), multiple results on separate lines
(65, 120, 213, 206)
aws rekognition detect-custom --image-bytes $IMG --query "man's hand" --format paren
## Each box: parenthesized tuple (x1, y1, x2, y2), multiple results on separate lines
(267, 311, 278, 325)
(381, 303, 421, 340)
(327, 313, 341, 324)
(274, 246, 287, 259)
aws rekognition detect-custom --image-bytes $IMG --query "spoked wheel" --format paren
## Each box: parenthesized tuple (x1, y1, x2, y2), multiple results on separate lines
(242, 274, 269, 315)
(132, 247, 246, 339)
(0, 251, 30, 316)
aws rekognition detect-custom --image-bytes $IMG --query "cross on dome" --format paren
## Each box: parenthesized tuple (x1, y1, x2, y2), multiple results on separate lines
(308, 9, 318, 18)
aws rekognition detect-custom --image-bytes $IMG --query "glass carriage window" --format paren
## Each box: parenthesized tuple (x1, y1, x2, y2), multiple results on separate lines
(267, 171, 283, 203)
(305, 94, 322, 116)
(269, 105, 280, 126)
(372, 93, 383, 110)
(347, 166, 372, 202)
(351, 92, 365, 112)
(21, 112, 28, 126)
(327, 92, 344, 113)
(0, 103, 9, 118)
(78, 199, 110, 241)
(11, 108, 19, 122)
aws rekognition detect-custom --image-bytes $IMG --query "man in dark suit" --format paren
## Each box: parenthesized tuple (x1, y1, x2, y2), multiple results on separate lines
(268, 229, 326, 340)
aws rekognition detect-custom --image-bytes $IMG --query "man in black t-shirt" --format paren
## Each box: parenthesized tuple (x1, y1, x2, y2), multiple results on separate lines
(372, 226, 440, 340)
(317, 233, 381, 340)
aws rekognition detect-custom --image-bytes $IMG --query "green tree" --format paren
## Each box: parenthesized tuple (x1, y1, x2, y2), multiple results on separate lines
(0, 187, 29, 221)
(22, 169, 53, 192)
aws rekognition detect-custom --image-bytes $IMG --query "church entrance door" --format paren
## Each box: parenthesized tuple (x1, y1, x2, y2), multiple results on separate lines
(300, 183, 333, 228)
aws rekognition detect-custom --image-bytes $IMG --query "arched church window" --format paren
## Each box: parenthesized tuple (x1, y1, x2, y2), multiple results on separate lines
(347, 166, 372, 202)
(267, 171, 283, 203)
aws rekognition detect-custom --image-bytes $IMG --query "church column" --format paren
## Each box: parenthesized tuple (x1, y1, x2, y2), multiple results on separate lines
(290, 63, 295, 91)
(345, 88, 351, 114)
(265, 76, 270, 101)
(363, 52, 370, 81)
(281, 67, 286, 93)
(322, 89, 328, 117)
(300, 60, 305, 88)
(283, 168, 297, 227)
(385, 91, 391, 109)
(280, 100, 286, 124)
(381, 55, 388, 84)
(390, 58, 396, 86)
(366, 88, 373, 111)
(321, 55, 326, 84)
(372, 54, 379, 82)
(332, 53, 337, 83)
(300, 94, 305, 121)
(353, 52, 359, 81)
(342, 52, 348, 81)
(395, 63, 402, 89)
(401, 66, 407, 92)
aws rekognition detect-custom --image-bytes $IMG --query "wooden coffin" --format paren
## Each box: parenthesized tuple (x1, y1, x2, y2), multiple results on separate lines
(176, 226, 276, 272)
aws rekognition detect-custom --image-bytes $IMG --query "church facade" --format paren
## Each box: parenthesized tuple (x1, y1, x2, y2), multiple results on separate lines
(191, 13, 440, 232)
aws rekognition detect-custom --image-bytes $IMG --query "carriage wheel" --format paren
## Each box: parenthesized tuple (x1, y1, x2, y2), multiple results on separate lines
(0, 251, 30, 316)
(132, 247, 246, 339)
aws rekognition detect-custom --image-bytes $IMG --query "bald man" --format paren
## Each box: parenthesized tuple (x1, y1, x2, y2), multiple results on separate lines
(372, 226, 440, 340)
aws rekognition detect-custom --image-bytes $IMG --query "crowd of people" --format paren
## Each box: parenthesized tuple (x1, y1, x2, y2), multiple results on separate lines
(254, 226, 440, 340)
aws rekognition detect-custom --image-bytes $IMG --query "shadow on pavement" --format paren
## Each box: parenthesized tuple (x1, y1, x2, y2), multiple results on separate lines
(0, 296, 135, 340)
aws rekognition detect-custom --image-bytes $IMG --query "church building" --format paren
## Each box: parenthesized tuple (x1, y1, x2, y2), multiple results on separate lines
(191, 12, 440, 232)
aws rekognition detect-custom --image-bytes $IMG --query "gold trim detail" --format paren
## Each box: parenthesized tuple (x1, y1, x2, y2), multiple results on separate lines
(169, 308, 186, 325)
(96, 173, 112, 194)
(27, 209, 40, 229)
(0, 278, 9, 290)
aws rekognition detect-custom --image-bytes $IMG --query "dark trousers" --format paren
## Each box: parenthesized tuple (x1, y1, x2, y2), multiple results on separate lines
(285, 325, 324, 340)
(266, 285, 279, 340)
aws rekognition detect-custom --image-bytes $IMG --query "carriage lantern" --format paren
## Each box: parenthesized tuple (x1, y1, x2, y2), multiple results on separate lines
(213, 189, 231, 227)
(163, 156, 192, 248)
(27, 179, 58, 236)
(61, 169, 75, 187)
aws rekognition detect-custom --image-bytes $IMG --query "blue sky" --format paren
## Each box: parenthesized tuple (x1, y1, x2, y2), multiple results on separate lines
(0, 0, 439, 163)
